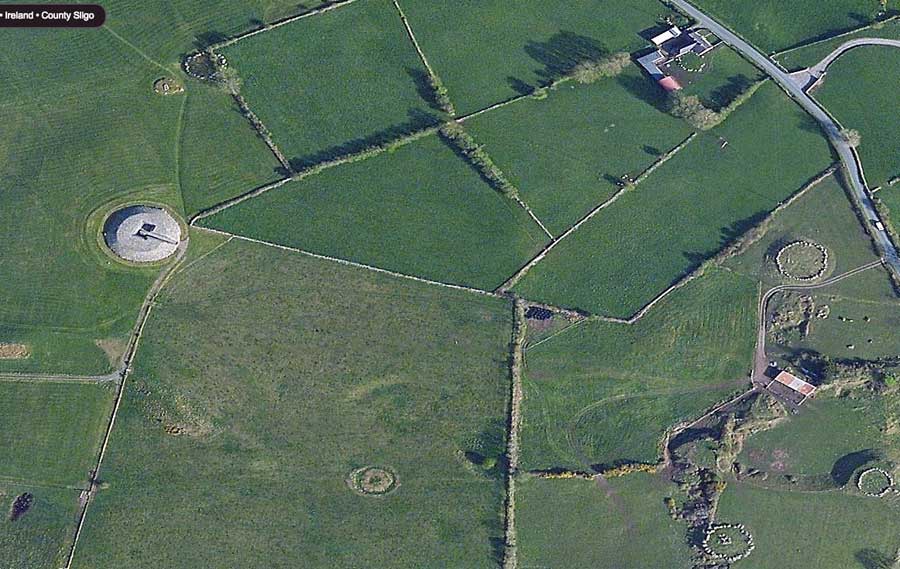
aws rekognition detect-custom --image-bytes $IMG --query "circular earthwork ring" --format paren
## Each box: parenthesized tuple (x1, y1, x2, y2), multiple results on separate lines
(348, 466, 399, 496)
(775, 240, 828, 281)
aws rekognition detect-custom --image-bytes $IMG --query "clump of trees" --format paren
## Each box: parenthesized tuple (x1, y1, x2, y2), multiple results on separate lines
(439, 122, 518, 198)
(426, 72, 456, 116)
(668, 80, 766, 131)
(668, 93, 721, 130)
(841, 128, 862, 148)
(568, 52, 632, 84)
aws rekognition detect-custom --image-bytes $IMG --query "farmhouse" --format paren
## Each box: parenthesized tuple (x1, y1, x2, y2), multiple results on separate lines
(766, 370, 816, 406)
(637, 26, 714, 92)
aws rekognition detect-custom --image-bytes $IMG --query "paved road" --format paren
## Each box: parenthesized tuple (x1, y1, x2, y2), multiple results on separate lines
(807, 38, 900, 77)
(669, 0, 900, 276)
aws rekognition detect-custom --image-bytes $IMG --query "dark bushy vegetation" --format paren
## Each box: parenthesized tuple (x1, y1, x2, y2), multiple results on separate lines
(668, 80, 765, 130)
(439, 122, 518, 198)
(568, 52, 632, 84)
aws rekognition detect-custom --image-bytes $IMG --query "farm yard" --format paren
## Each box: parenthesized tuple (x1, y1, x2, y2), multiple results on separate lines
(2, 0, 900, 568)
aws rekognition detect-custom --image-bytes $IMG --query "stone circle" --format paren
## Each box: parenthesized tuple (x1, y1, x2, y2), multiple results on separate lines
(857, 467, 894, 497)
(702, 523, 754, 563)
(103, 205, 182, 263)
(776, 240, 828, 281)
(183, 51, 227, 81)
(348, 466, 398, 496)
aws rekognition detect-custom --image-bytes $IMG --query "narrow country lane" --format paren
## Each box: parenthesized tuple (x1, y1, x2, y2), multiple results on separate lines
(668, 0, 900, 276)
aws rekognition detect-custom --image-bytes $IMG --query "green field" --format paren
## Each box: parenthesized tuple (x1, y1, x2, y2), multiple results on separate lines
(0, 0, 294, 374)
(691, 0, 887, 52)
(513, 82, 834, 317)
(0, 382, 113, 487)
(464, 67, 694, 233)
(725, 173, 880, 284)
(203, 133, 548, 289)
(400, 0, 674, 114)
(0, 484, 81, 569)
(222, 0, 439, 167)
(777, 19, 900, 70)
(718, 481, 900, 569)
(73, 238, 513, 568)
(520, 268, 756, 470)
(816, 46, 900, 188)
(0, 29, 184, 374)
(678, 46, 765, 110)
(516, 474, 692, 568)
(178, 81, 283, 217)
(738, 394, 886, 479)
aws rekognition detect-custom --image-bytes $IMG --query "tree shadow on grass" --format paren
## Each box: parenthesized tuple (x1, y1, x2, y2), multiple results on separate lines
(524, 30, 607, 83)
(194, 31, 228, 50)
(615, 72, 671, 113)
(683, 209, 770, 267)
(855, 548, 897, 569)
(407, 67, 441, 110)
(831, 449, 880, 487)
(706, 74, 753, 110)
(288, 108, 440, 171)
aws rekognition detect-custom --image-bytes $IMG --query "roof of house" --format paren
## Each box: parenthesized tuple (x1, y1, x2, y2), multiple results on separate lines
(773, 370, 816, 396)
(651, 26, 681, 46)
(658, 76, 683, 91)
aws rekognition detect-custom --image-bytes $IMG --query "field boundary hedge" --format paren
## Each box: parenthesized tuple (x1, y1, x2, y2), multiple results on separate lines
(594, 163, 838, 326)
(502, 298, 526, 569)
(772, 14, 900, 60)
(497, 133, 698, 292)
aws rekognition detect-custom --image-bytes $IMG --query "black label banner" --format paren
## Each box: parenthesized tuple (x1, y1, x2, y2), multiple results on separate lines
(0, 4, 105, 27)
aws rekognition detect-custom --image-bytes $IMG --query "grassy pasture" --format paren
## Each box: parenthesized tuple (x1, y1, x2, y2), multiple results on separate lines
(400, 0, 674, 114)
(74, 239, 513, 569)
(816, 46, 900, 188)
(222, 0, 439, 168)
(0, 484, 80, 569)
(0, 382, 113, 487)
(718, 481, 900, 569)
(678, 46, 765, 110)
(203, 134, 548, 290)
(0, 29, 187, 374)
(777, 19, 900, 70)
(725, 173, 880, 286)
(179, 82, 283, 217)
(690, 0, 887, 53)
(516, 474, 692, 568)
(520, 269, 756, 470)
(101, 0, 310, 63)
(464, 67, 694, 233)
(513, 82, 834, 317)
(738, 394, 886, 479)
